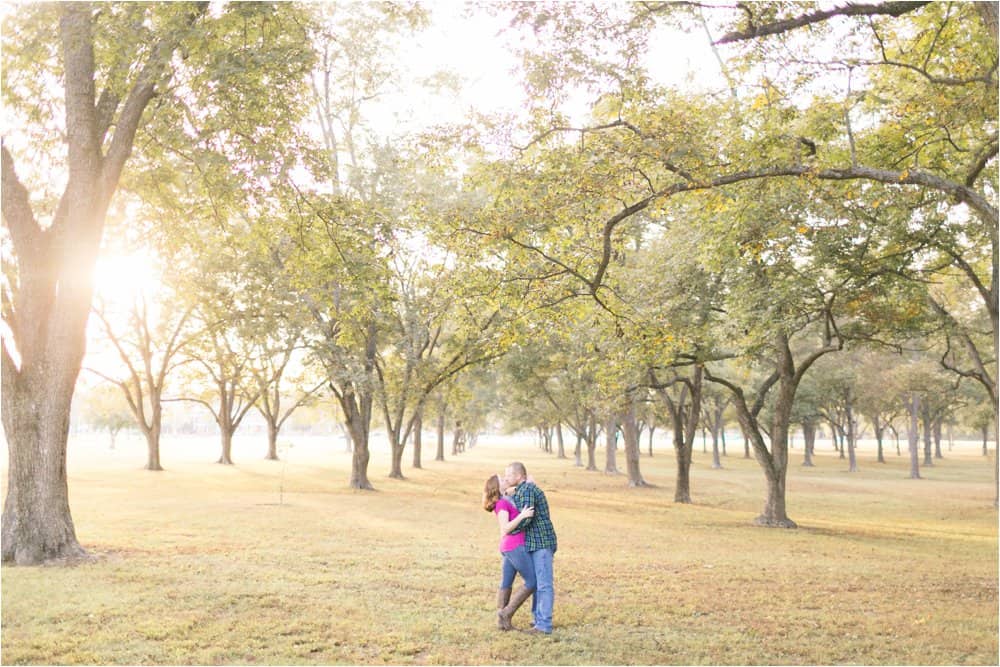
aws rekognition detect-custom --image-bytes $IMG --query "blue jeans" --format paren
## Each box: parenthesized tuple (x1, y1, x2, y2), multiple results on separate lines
(499, 545, 536, 591)
(529, 548, 554, 633)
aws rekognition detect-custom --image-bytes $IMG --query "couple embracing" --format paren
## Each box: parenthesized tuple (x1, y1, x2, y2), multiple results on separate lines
(481, 462, 557, 635)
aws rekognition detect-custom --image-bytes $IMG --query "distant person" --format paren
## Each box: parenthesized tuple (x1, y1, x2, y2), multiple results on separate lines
(504, 461, 557, 635)
(482, 474, 535, 630)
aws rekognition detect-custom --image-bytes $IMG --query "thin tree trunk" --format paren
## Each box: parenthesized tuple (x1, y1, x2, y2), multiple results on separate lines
(623, 399, 647, 487)
(710, 407, 723, 469)
(586, 412, 598, 470)
(933, 417, 944, 459)
(556, 422, 566, 458)
(412, 411, 423, 469)
(846, 403, 858, 473)
(875, 416, 886, 464)
(921, 406, 934, 466)
(802, 420, 816, 467)
(604, 414, 618, 474)
(907, 394, 922, 480)
(435, 411, 445, 462)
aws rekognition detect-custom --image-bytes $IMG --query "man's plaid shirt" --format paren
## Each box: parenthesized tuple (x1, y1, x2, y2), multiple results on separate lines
(510, 482, 557, 552)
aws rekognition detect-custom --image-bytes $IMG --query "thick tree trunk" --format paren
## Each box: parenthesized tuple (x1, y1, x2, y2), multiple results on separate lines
(218, 428, 234, 465)
(1, 366, 87, 565)
(341, 383, 374, 490)
(604, 414, 618, 474)
(751, 416, 795, 528)
(801, 420, 816, 467)
(673, 427, 692, 503)
(144, 423, 163, 471)
(907, 394, 922, 480)
(412, 411, 423, 469)
(265, 418, 279, 461)
(388, 430, 405, 480)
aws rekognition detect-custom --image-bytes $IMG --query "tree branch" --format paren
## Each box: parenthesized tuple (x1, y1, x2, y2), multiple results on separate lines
(715, 1, 931, 44)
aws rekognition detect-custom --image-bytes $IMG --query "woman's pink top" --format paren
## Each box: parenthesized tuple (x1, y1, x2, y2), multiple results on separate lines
(494, 497, 526, 552)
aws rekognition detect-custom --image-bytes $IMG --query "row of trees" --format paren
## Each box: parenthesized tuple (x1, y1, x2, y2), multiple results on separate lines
(2, 2, 996, 564)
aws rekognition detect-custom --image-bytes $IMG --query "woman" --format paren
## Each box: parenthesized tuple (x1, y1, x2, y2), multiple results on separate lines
(482, 474, 536, 631)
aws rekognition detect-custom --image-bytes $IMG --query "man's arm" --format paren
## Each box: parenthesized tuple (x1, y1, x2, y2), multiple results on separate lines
(512, 483, 538, 529)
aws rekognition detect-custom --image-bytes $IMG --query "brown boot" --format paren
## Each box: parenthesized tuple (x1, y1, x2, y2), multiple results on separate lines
(496, 588, 511, 630)
(497, 585, 534, 631)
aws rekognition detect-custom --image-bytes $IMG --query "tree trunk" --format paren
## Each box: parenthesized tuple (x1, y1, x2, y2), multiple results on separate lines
(648, 424, 655, 457)
(874, 416, 886, 464)
(921, 405, 934, 466)
(412, 411, 423, 469)
(907, 394, 922, 480)
(710, 406, 723, 469)
(673, 426, 692, 503)
(801, 420, 816, 467)
(435, 411, 445, 462)
(604, 414, 618, 473)
(623, 399, 647, 487)
(586, 412, 598, 471)
(144, 423, 163, 472)
(846, 403, 858, 473)
(265, 417, 279, 461)
(1, 370, 87, 564)
(933, 417, 943, 459)
(556, 422, 566, 458)
(388, 429, 405, 480)
(340, 383, 374, 490)
(574, 431, 583, 467)
(218, 428, 234, 465)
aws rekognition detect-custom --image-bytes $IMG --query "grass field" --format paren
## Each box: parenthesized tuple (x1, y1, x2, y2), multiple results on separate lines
(1, 431, 997, 665)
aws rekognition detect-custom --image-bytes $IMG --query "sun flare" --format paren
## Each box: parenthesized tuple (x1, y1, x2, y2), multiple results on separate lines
(93, 252, 160, 303)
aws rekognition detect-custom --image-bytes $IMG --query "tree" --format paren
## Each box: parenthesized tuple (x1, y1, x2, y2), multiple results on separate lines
(79, 383, 134, 450)
(2, 2, 207, 565)
(90, 287, 193, 471)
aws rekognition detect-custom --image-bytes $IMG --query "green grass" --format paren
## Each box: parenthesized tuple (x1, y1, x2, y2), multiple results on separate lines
(1, 433, 997, 665)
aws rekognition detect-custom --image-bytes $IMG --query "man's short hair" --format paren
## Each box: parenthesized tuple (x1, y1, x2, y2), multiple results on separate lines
(509, 461, 527, 478)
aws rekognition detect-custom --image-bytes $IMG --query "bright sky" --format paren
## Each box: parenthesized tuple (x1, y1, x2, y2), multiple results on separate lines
(370, 3, 728, 135)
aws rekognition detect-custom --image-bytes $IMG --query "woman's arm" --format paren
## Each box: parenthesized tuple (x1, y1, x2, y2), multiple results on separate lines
(496, 506, 535, 536)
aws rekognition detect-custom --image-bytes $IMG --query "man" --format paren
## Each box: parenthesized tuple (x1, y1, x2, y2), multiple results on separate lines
(504, 461, 557, 635)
